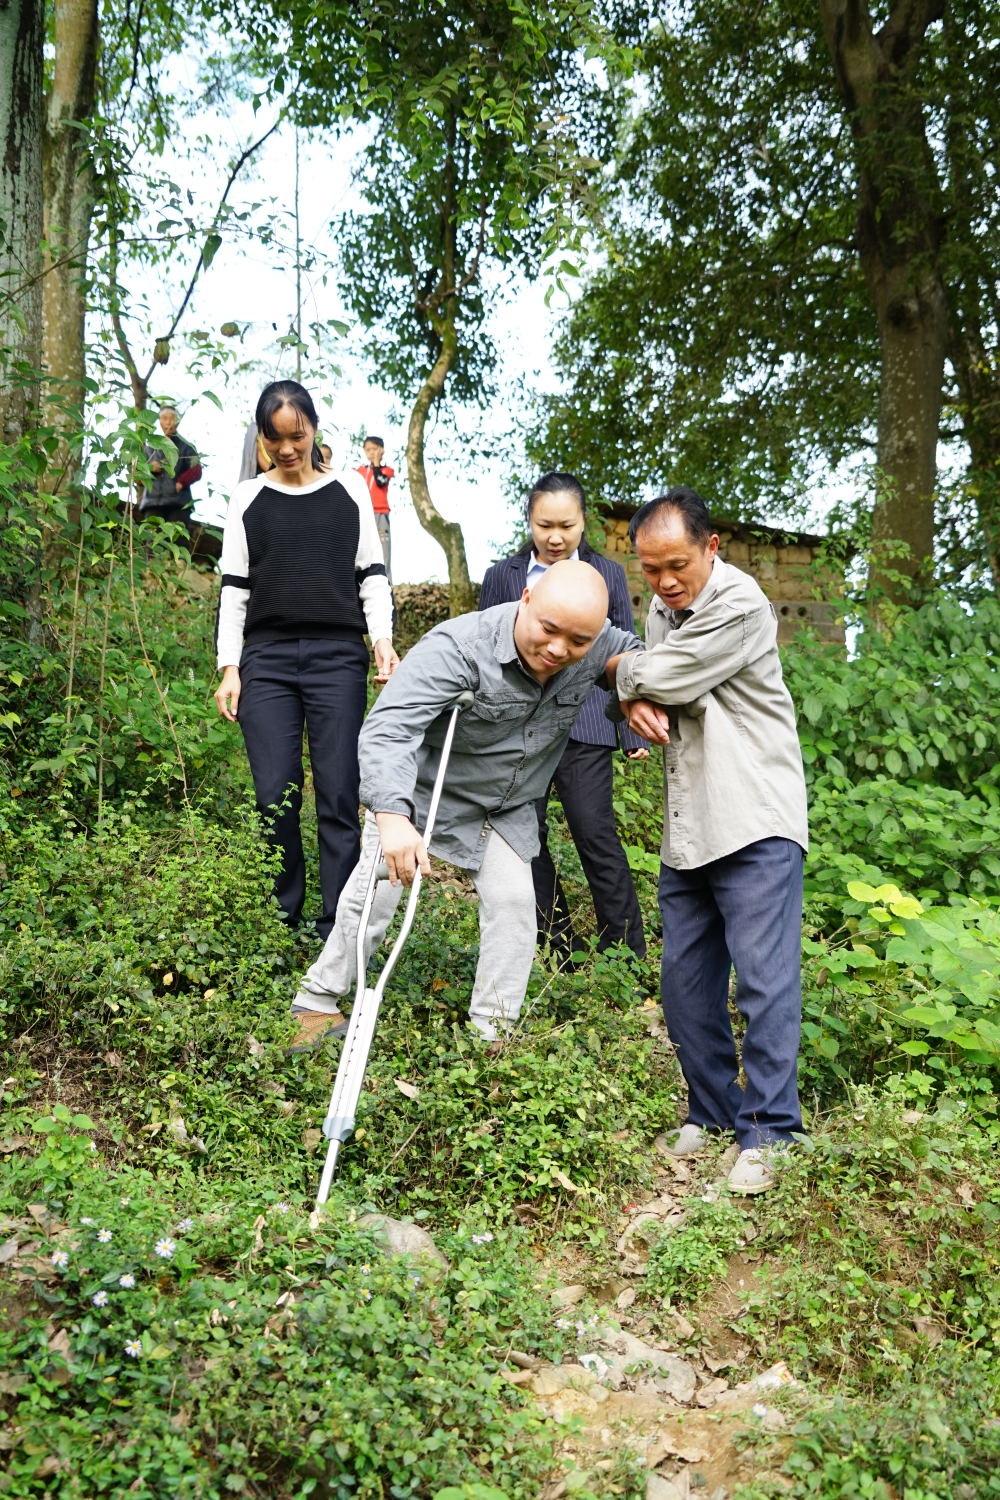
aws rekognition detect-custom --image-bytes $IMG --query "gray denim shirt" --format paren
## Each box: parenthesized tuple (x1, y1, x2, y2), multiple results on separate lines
(360, 602, 642, 869)
(615, 557, 808, 869)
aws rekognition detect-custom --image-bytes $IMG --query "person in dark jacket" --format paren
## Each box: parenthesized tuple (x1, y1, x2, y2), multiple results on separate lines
(142, 407, 203, 523)
(480, 472, 648, 963)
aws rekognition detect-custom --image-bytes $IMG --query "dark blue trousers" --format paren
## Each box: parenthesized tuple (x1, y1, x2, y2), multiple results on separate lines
(237, 637, 370, 937)
(658, 837, 804, 1148)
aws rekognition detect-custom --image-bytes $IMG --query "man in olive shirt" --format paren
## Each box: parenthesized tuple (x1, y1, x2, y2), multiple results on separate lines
(612, 488, 808, 1195)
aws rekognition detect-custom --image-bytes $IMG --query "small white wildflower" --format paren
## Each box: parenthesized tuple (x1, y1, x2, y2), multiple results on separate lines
(88, 1141, 97, 1153)
(119, 1274, 136, 1289)
(80, 1217, 95, 1226)
(93, 1290, 109, 1307)
(176, 1218, 193, 1232)
(120, 1197, 130, 1207)
(124, 1339, 142, 1359)
(555, 1317, 570, 1330)
(273, 1203, 291, 1215)
(361, 1288, 372, 1301)
(701, 1193, 712, 1203)
(97, 1228, 113, 1244)
(473, 1165, 483, 1178)
(154, 1237, 176, 1259)
(360, 1263, 371, 1277)
(753, 1403, 768, 1417)
(51, 1250, 69, 1269)
(408, 1275, 420, 1288)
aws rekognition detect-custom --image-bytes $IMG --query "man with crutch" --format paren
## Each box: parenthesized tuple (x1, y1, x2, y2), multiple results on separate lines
(289, 560, 643, 1050)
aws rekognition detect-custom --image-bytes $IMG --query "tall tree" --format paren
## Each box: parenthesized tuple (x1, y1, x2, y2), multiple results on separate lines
(818, 0, 949, 589)
(273, 0, 623, 612)
(42, 0, 99, 489)
(0, 0, 45, 437)
(534, 1, 1000, 594)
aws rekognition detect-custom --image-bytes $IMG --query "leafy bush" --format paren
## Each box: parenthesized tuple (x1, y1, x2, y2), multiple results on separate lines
(797, 879, 1000, 1101)
(807, 776, 1000, 902)
(0, 1170, 560, 1499)
(644, 1196, 751, 1305)
(784, 593, 1000, 795)
(784, 1351, 1000, 1499)
(741, 1091, 1000, 1389)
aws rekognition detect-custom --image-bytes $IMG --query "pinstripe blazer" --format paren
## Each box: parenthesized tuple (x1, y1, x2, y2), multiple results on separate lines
(478, 539, 648, 752)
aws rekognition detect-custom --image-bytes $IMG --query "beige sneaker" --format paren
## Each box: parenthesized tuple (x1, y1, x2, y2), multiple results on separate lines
(665, 1123, 709, 1157)
(728, 1146, 784, 1195)
(287, 1009, 349, 1054)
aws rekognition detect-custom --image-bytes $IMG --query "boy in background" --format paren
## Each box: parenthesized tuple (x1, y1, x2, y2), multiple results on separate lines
(357, 435, 394, 580)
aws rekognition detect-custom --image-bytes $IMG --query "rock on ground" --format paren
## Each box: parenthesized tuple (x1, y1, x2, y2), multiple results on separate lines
(356, 1214, 450, 1267)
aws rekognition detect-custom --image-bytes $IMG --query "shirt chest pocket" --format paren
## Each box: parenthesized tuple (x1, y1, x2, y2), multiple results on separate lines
(552, 682, 592, 724)
(459, 695, 527, 748)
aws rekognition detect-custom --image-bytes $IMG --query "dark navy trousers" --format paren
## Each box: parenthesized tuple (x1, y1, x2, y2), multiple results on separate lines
(658, 837, 804, 1148)
(237, 637, 370, 937)
(534, 741, 646, 960)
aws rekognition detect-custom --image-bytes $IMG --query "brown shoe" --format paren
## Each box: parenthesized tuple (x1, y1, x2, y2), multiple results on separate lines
(287, 1009, 349, 1054)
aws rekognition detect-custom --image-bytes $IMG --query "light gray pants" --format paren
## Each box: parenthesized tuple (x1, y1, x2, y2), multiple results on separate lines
(293, 811, 536, 1040)
(375, 513, 391, 582)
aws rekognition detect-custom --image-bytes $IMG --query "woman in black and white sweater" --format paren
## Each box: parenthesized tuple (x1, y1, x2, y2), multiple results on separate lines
(214, 380, 398, 953)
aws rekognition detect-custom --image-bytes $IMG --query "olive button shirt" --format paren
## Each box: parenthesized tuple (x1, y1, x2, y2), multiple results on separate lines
(614, 556, 808, 870)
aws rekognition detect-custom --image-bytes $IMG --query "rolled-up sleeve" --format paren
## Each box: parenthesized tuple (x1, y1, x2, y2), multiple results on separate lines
(359, 633, 479, 818)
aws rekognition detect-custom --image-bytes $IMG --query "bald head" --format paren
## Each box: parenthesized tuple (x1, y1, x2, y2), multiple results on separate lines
(513, 558, 609, 683)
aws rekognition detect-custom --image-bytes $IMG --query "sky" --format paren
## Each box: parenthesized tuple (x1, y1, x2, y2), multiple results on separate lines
(100, 110, 561, 585)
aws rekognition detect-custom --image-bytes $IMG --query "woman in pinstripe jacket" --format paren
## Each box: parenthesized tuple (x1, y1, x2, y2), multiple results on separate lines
(479, 473, 648, 966)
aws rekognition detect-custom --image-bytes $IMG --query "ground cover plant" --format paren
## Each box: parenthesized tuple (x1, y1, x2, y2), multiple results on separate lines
(2, 532, 1000, 1497)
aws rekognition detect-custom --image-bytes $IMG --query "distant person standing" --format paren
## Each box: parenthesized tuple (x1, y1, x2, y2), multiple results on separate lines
(237, 422, 274, 485)
(320, 443, 333, 467)
(142, 407, 202, 524)
(357, 435, 394, 581)
(480, 472, 649, 966)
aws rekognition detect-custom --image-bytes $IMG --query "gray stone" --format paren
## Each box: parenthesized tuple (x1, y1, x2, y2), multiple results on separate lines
(596, 1324, 697, 1402)
(357, 1214, 449, 1267)
(646, 1477, 684, 1500)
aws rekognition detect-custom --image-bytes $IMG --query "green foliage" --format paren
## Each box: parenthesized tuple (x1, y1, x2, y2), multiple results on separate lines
(784, 1357, 1000, 1500)
(797, 875, 1000, 1101)
(268, 0, 629, 408)
(783, 594, 1000, 795)
(0, 791, 679, 1211)
(0, 1172, 559, 1498)
(30, 1103, 99, 1192)
(644, 1196, 751, 1305)
(530, 0, 874, 517)
(807, 779, 1000, 903)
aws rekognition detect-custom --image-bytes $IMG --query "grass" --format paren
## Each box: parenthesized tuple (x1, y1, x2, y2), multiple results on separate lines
(1, 726, 999, 1499)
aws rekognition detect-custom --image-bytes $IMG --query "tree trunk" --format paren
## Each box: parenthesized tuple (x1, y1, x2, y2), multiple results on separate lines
(870, 264, 949, 584)
(42, 0, 99, 492)
(819, 0, 948, 596)
(406, 325, 475, 615)
(0, 0, 45, 439)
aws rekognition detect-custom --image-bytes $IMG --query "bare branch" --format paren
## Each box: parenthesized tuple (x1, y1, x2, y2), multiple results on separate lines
(139, 119, 283, 385)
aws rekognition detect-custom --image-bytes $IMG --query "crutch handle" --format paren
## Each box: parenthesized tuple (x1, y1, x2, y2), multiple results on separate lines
(453, 689, 474, 709)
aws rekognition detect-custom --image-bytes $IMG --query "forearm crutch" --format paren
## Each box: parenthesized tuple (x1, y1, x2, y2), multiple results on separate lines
(315, 690, 474, 1207)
